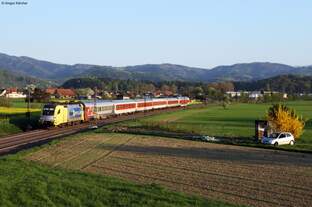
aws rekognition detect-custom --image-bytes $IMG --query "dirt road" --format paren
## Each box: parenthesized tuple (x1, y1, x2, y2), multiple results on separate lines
(26, 133, 312, 207)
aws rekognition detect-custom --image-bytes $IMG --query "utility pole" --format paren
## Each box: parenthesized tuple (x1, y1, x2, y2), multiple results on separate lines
(27, 87, 30, 119)
(93, 87, 98, 127)
(26, 85, 32, 130)
(144, 93, 147, 116)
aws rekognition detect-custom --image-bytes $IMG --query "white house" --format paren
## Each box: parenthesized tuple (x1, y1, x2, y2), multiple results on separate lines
(5, 88, 26, 98)
(226, 91, 241, 98)
(226, 91, 250, 98)
(249, 91, 263, 99)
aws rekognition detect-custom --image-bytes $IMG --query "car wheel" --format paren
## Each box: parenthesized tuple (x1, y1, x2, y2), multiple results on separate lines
(274, 142, 278, 147)
(289, 140, 294, 145)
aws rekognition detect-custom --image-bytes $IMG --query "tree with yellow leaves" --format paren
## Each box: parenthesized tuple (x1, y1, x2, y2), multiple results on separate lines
(266, 104, 305, 139)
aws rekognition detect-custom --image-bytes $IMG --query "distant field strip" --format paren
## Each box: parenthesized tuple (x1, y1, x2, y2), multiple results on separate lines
(25, 133, 312, 207)
(0, 107, 40, 115)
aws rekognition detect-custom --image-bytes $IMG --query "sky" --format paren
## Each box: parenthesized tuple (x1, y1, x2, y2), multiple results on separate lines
(1, 0, 312, 68)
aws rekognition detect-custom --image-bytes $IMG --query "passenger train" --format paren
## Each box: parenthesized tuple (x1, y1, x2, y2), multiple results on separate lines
(39, 97, 190, 127)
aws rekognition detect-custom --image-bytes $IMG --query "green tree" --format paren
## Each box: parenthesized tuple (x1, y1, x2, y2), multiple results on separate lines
(221, 94, 230, 109)
(32, 88, 50, 102)
(75, 88, 94, 97)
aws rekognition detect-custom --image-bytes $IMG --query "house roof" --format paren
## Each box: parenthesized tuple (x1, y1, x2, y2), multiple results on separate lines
(55, 89, 75, 97)
(45, 88, 75, 97)
(45, 88, 57, 94)
(6, 87, 18, 93)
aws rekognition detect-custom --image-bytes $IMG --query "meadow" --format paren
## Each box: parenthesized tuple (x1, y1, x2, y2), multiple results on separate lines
(119, 101, 312, 151)
(0, 146, 236, 207)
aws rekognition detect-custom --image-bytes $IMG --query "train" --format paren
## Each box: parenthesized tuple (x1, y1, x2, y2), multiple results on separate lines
(39, 97, 190, 127)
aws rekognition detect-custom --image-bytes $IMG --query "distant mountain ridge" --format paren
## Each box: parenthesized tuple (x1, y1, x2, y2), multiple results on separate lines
(0, 52, 312, 84)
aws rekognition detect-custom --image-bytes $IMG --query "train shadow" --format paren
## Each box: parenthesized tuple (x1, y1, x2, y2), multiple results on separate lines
(96, 142, 312, 167)
(7, 112, 41, 131)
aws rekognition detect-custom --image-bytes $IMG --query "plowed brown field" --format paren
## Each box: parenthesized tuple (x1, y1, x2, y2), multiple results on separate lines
(25, 133, 312, 207)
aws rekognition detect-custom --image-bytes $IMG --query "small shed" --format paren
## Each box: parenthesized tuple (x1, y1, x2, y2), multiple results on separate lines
(255, 120, 269, 140)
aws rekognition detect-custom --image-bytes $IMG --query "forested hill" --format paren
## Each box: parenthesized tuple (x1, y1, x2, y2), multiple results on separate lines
(1, 52, 312, 83)
(0, 70, 53, 88)
(234, 75, 312, 94)
(63, 75, 312, 95)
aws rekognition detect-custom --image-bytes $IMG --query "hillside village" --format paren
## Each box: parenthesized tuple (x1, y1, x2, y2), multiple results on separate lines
(0, 85, 293, 101)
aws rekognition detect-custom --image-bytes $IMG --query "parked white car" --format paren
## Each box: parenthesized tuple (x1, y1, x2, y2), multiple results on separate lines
(262, 132, 295, 146)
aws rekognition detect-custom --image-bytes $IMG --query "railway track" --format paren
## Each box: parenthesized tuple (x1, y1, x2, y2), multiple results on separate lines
(0, 106, 187, 156)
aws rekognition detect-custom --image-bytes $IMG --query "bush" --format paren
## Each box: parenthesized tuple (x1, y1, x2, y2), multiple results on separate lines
(266, 104, 305, 139)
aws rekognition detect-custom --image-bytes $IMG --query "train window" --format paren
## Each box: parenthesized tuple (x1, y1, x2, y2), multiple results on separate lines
(104, 106, 111, 110)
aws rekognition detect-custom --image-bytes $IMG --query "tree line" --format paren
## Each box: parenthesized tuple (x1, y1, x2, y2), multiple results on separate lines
(234, 75, 312, 94)
(62, 78, 235, 100)
(2, 75, 310, 105)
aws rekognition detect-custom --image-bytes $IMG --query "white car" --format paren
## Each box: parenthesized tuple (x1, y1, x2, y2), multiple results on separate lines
(262, 132, 295, 146)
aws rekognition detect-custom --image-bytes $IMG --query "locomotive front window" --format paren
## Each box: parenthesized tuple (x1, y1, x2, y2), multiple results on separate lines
(43, 107, 55, 115)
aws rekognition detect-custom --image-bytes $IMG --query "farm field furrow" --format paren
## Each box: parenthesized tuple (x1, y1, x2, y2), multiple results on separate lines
(107, 150, 312, 189)
(109, 153, 312, 187)
(86, 163, 296, 207)
(26, 133, 312, 207)
(26, 134, 116, 164)
(99, 156, 312, 199)
(26, 137, 90, 162)
(89, 158, 304, 207)
(59, 135, 135, 170)
(90, 152, 311, 207)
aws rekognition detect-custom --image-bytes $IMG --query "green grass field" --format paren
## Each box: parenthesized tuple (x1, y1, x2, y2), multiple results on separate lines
(121, 101, 312, 151)
(9, 98, 43, 109)
(0, 152, 236, 207)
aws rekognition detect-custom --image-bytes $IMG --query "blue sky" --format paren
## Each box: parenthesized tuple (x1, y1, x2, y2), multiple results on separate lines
(1, 0, 311, 68)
